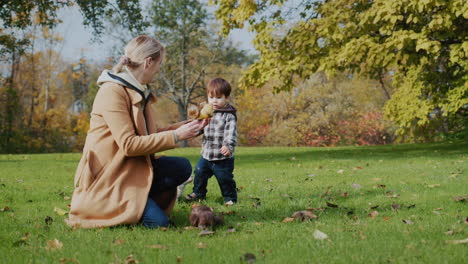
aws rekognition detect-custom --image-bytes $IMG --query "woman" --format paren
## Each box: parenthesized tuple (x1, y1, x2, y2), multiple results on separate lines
(66, 35, 207, 228)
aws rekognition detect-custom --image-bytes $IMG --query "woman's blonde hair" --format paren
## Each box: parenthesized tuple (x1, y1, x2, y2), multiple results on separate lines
(113, 35, 165, 73)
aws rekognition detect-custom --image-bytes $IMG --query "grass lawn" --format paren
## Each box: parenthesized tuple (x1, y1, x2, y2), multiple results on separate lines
(0, 142, 467, 263)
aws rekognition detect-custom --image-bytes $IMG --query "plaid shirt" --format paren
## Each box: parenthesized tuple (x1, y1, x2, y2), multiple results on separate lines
(201, 104, 237, 161)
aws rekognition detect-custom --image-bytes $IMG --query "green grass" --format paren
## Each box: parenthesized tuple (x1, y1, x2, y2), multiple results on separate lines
(0, 142, 467, 263)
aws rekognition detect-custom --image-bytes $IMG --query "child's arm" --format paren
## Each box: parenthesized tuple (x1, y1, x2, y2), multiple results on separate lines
(222, 114, 237, 155)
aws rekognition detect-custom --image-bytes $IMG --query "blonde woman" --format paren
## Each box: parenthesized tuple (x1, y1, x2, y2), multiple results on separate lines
(66, 35, 207, 228)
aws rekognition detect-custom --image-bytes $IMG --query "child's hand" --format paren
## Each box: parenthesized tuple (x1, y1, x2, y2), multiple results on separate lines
(220, 146, 231, 156)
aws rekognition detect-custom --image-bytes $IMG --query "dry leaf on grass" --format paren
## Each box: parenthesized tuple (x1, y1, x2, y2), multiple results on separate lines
(453, 196, 468, 202)
(282, 217, 295, 223)
(197, 242, 207, 248)
(313, 229, 329, 240)
(391, 204, 401, 210)
(147, 244, 168, 250)
(45, 239, 63, 250)
(227, 228, 236, 233)
(125, 255, 138, 264)
(402, 219, 414, 224)
(113, 239, 124, 245)
(337, 169, 344, 174)
(351, 183, 362, 189)
(176, 256, 182, 263)
(446, 238, 468, 245)
(198, 230, 215, 236)
(54, 207, 68, 216)
(45, 216, 53, 225)
(367, 211, 379, 218)
(242, 253, 256, 263)
(1, 206, 10, 212)
(59, 258, 79, 264)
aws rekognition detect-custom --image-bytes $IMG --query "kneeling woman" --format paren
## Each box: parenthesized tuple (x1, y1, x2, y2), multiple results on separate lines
(67, 35, 207, 228)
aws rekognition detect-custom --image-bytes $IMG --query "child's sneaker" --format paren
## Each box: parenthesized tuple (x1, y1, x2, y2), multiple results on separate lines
(224, 200, 235, 206)
(185, 193, 203, 202)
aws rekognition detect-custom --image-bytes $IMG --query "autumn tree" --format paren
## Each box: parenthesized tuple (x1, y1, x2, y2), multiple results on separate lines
(211, 0, 468, 140)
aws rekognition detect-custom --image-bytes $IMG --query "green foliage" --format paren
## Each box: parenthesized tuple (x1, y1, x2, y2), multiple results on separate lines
(212, 0, 468, 139)
(1, 143, 467, 263)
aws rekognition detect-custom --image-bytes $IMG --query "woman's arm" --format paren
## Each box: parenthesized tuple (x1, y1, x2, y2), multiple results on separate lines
(157, 120, 191, 132)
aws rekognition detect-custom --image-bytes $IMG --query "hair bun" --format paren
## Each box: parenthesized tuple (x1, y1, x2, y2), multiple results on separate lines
(120, 56, 131, 65)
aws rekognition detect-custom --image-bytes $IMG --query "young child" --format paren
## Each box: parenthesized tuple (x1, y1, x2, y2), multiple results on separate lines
(186, 78, 238, 205)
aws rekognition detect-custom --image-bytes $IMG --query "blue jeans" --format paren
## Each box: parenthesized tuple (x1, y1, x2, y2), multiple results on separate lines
(192, 157, 237, 202)
(140, 156, 191, 228)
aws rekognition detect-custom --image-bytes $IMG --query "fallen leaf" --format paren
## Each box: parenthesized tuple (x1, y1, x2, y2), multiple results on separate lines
(383, 216, 391, 221)
(358, 231, 366, 240)
(54, 207, 68, 216)
(291, 210, 318, 221)
(198, 230, 215, 236)
(372, 178, 382, 182)
(1, 206, 10, 212)
(184, 226, 197, 230)
(446, 238, 468, 245)
(63, 196, 71, 201)
(197, 242, 207, 248)
(453, 196, 468, 202)
(375, 184, 386, 189)
(45, 239, 63, 250)
(326, 202, 338, 208)
(341, 192, 349, 197)
(444, 230, 454, 235)
(282, 217, 295, 223)
(265, 178, 272, 182)
(227, 227, 236, 233)
(367, 211, 379, 218)
(221, 211, 236, 215)
(147, 244, 168, 250)
(402, 219, 414, 224)
(288, 156, 296, 161)
(353, 166, 363, 170)
(351, 183, 362, 189)
(391, 204, 401, 210)
(242, 253, 256, 263)
(113, 239, 124, 245)
(159, 227, 168, 231)
(313, 229, 329, 240)
(337, 169, 344, 174)
(59, 258, 79, 264)
(125, 254, 138, 264)
(427, 184, 441, 188)
(176, 256, 182, 263)
(255, 222, 262, 226)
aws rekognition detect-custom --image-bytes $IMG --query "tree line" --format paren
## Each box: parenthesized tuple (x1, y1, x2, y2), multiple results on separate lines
(1, 0, 466, 153)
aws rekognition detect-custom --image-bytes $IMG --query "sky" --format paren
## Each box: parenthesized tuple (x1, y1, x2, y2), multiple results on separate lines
(55, 3, 257, 62)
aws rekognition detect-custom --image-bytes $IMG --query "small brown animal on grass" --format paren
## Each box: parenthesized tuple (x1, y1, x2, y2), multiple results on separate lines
(189, 205, 224, 229)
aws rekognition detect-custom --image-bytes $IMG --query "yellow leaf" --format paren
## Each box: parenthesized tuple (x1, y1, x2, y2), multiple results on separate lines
(45, 239, 63, 250)
(54, 207, 68, 216)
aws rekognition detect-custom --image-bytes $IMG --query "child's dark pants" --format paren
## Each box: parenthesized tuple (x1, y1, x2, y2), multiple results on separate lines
(193, 157, 237, 202)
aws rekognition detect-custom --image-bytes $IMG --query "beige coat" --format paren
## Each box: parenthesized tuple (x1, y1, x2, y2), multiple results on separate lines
(67, 81, 177, 228)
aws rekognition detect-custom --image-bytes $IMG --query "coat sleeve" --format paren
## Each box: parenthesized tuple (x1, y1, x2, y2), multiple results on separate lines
(95, 84, 177, 157)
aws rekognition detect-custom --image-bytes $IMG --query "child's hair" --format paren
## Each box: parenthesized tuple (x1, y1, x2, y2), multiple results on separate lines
(207, 78, 231, 97)
(113, 35, 165, 73)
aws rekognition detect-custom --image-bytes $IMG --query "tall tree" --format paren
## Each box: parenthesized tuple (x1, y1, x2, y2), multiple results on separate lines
(211, 0, 468, 139)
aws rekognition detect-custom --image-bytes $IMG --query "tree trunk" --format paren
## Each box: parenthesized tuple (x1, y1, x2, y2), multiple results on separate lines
(378, 74, 391, 100)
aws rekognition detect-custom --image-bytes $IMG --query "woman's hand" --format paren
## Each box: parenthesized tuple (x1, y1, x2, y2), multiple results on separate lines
(175, 119, 209, 141)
